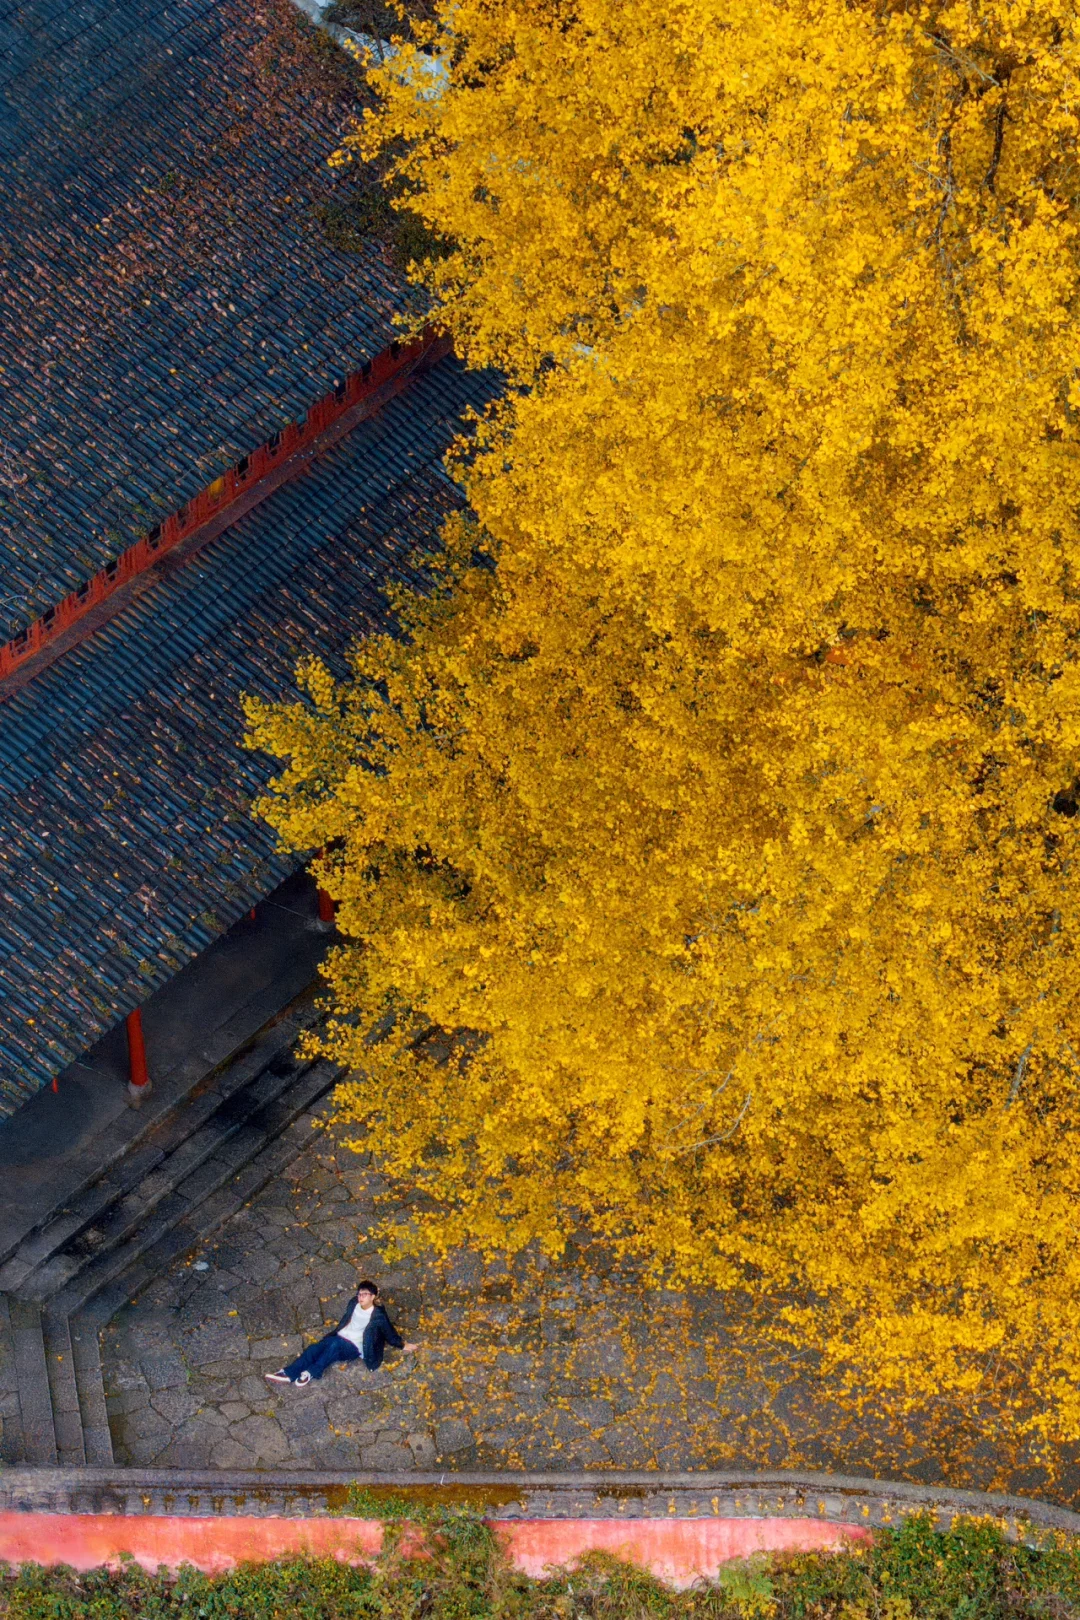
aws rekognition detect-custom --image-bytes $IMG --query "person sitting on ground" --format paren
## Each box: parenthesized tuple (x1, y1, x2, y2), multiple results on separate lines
(265, 1278, 418, 1387)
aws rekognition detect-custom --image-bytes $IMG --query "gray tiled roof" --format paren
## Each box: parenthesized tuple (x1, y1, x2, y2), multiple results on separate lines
(0, 355, 500, 1115)
(0, 0, 418, 630)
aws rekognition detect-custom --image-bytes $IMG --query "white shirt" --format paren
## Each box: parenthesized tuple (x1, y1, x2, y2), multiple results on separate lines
(337, 1301, 373, 1350)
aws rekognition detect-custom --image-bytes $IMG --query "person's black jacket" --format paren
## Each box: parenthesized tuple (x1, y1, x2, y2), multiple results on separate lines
(334, 1296, 404, 1370)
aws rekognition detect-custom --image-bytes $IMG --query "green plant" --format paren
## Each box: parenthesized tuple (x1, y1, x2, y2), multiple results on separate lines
(715, 1558, 777, 1618)
(338, 1483, 423, 1520)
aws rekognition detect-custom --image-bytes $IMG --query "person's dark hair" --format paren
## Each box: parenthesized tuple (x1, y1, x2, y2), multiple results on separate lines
(357, 1279, 379, 1296)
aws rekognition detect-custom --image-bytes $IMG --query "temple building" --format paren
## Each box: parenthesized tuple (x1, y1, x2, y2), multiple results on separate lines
(0, 0, 492, 1114)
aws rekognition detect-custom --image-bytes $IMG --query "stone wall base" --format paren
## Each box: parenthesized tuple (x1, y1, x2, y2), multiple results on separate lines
(0, 1467, 1077, 1545)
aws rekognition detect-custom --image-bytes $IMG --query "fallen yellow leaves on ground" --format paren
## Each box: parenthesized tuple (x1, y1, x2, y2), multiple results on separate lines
(246, 1, 1080, 1456)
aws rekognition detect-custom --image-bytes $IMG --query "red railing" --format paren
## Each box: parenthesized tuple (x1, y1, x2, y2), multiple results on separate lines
(0, 328, 447, 684)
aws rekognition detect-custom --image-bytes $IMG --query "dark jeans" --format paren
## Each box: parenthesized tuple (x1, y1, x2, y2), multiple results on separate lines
(284, 1332, 361, 1382)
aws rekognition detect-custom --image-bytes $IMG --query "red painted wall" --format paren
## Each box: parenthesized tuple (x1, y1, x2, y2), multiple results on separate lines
(499, 1518, 871, 1586)
(0, 1513, 870, 1586)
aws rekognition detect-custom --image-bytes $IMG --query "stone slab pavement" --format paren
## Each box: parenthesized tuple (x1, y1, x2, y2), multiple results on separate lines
(101, 1126, 1080, 1507)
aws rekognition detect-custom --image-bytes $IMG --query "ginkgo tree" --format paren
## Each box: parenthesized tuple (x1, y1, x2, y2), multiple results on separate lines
(246, 0, 1080, 1443)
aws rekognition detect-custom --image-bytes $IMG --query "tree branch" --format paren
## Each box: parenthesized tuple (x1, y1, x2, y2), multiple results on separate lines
(1006, 1039, 1034, 1108)
(985, 99, 1008, 192)
(671, 1092, 752, 1156)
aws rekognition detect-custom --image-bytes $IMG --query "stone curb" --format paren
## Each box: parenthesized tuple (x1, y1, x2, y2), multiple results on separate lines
(1, 1467, 1078, 1535)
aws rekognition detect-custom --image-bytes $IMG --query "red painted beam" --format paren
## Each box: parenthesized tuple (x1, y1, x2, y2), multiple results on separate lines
(0, 329, 452, 700)
(0, 1513, 870, 1583)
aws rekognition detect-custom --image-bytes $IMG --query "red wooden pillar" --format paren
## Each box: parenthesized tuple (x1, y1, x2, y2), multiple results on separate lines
(316, 844, 336, 926)
(126, 1006, 151, 1106)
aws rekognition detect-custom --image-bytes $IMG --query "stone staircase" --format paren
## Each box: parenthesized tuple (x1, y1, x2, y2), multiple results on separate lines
(0, 993, 340, 1466)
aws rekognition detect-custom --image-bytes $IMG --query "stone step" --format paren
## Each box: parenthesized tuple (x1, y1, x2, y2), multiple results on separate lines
(13, 1052, 322, 1306)
(42, 1313, 84, 1467)
(0, 1295, 21, 1464)
(55, 1059, 340, 1328)
(8, 1299, 55, 1465)
(0, 965, 326, 1276)
(70, 1317, 112, 1465)
(0, 1001, 320, 1297)
(0, 1003, 339, 1467)
(75, 1073, 339, 1467)
(84, 1082, 337, 1332)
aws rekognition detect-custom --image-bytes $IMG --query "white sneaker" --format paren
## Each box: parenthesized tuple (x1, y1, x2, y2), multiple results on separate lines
(296, 1370, 312, 1387)
(264, 1370, 291, 1384)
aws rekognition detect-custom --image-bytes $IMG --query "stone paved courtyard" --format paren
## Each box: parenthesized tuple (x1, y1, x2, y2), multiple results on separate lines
(102, 1124, 1080, 1503)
